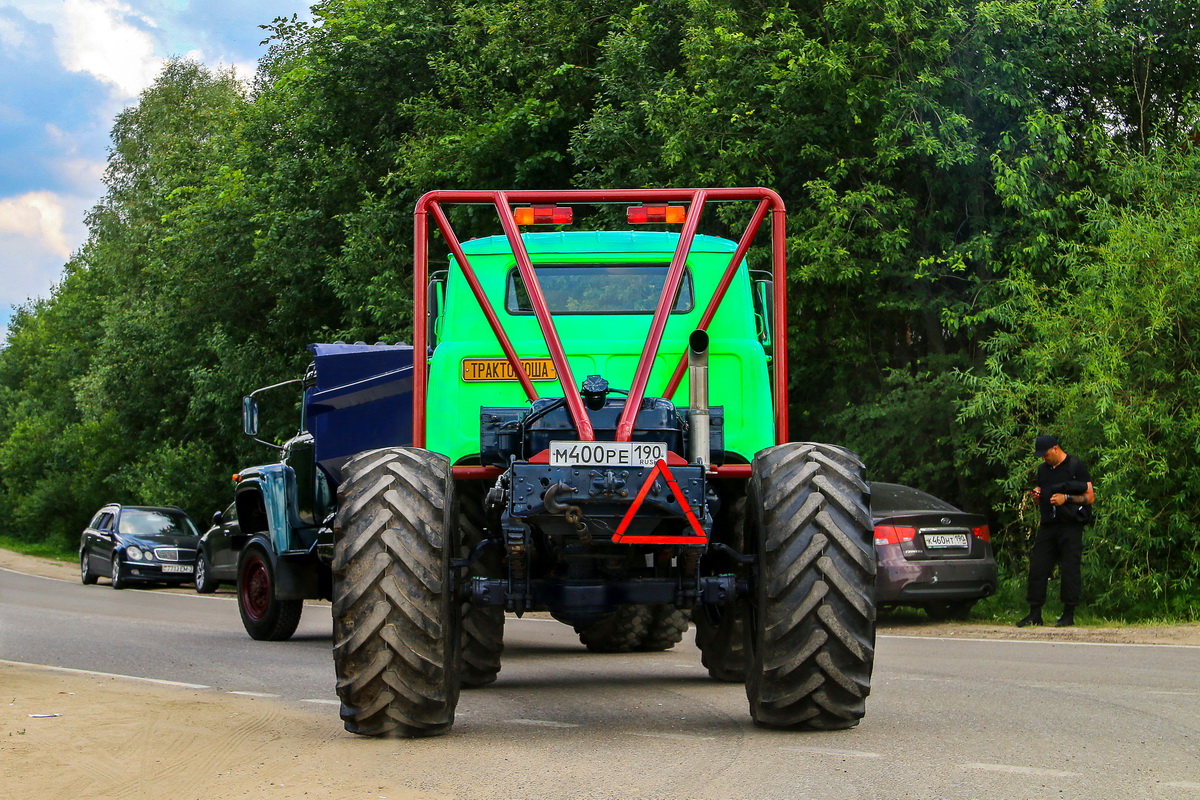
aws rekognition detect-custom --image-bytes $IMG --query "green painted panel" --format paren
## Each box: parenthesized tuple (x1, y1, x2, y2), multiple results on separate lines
(426, 231, 774, 463)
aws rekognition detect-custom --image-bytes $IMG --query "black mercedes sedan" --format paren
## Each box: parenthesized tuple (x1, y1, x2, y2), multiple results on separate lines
(79, 504, 201, 589)
(872, 482, 998, 620)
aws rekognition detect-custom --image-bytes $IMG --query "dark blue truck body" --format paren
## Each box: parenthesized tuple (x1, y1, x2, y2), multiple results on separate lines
(304, 343, 415, 484)
(230, 343, 415, 614)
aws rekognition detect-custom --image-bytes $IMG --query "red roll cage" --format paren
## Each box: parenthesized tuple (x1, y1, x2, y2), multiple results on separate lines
(412, 188, 789, 480)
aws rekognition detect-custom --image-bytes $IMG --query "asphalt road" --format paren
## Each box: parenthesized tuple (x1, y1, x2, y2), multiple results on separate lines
(3, 565, 1199, 799)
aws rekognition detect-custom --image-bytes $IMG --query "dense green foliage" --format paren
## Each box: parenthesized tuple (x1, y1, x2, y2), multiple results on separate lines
(2, 0, 1199, 619)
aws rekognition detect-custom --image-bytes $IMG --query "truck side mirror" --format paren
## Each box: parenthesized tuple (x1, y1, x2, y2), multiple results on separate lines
(427, 271, 447, 349)
(242, 396, 260, 437)
(752, 274, 774, 350)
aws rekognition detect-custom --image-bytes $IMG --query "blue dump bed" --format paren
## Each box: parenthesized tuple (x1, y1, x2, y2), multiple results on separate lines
(304, 343, 415, 482)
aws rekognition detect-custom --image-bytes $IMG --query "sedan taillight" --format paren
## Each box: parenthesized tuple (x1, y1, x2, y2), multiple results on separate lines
(971, 525, 991, 542)
(874, 525, 917, 546)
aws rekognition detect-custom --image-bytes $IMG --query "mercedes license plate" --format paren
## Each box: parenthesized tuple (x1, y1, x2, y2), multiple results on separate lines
(549, 441, 668, 468)
(924, 533, 968, 549)
(161, 564, 193, 574)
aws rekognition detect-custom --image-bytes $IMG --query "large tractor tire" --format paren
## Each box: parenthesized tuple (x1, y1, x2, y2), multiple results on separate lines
(332, 447, 462, 737)
(577, 605, 651, 652)
(638, 605, 691, 652)
(696, 495, 748, 682)
(576, 604, 690, 653)
(458, 480, 504, 688)
(695, 603, 747, 682)
(744, 442, 876, 730)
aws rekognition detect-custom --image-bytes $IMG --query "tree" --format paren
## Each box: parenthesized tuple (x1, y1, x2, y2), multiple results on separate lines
(963, 147, 1200, 618)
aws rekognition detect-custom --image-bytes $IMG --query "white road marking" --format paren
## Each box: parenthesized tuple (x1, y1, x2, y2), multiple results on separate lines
(0, 658, 210, 689)
(228, 691, 280, 698)
(631, 732, 717, 741)
(505, 718, 580, 728)
(301, 698, 340, 705)
(962, 762, 1080, 777)
(780, 746, 881, 758)
(1147, 690, 1200, 697)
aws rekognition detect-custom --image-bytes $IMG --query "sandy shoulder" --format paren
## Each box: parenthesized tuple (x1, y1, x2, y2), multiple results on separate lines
(0, 662, 445, 800)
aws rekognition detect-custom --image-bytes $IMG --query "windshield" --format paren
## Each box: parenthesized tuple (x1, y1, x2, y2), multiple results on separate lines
(506, 264, 694, 315)
(118, 510, 198, 537)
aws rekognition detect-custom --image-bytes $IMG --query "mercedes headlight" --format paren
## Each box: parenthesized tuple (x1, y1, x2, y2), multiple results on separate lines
(127, 546, 143, 561)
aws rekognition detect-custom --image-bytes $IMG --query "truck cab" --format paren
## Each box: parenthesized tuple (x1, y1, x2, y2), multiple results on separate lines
(426, 231, 775, 466)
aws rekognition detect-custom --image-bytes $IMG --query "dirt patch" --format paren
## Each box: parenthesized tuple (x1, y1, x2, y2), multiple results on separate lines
(0, 662, 443, 800)
(876, 613, 1200, 646)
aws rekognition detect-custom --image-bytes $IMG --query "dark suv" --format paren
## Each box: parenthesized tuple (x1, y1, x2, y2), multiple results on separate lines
(80, 504, 201, 589)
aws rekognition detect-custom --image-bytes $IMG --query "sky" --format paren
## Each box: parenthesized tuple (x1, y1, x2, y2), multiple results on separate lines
(0, 0, 314, 344)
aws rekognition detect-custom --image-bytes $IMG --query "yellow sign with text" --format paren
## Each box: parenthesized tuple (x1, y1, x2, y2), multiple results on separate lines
(461, 358, 559, 382)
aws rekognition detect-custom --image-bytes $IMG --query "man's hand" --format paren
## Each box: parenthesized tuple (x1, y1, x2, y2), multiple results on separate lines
(1050, 493, 1068, 506)
(1030, 487, 1042, 501)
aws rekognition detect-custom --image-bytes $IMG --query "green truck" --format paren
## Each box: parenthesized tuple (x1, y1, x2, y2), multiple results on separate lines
(238, 187, 876, 737)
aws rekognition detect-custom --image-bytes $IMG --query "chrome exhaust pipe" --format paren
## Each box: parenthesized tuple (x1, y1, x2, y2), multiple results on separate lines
(688, 329, 710, 468)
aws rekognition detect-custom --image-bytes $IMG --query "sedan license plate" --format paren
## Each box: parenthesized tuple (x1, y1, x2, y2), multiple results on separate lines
(161, 564, 193, 574)
(549, 441, 667, 468)
(924, 533, 969, 549)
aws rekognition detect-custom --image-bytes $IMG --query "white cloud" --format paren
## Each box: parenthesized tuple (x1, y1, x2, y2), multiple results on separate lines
(57, 0, 164, 97)
(0, 192, 73, 259)
(0, 15, 26, 50)
(0, 190, 90, 343)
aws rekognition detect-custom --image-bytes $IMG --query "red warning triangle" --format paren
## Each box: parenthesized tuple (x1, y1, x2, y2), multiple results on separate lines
(612, 460, 708, 544)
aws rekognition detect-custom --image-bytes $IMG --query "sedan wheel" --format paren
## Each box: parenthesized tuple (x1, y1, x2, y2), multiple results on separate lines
(111, 555, 127, 590)
(194, 552, 218, 594)
(80, 550, 98, 585)
(925, 599, 975, 621)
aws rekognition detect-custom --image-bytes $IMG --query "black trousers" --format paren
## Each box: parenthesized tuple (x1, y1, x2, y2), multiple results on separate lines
(1026, 523, 1085, 606)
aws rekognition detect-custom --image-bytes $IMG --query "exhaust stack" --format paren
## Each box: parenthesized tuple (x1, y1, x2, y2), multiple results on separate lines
(687, 329, 710, 468)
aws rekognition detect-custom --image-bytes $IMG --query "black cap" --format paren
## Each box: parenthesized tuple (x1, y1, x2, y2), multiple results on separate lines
(1034, 434, 1059, 457)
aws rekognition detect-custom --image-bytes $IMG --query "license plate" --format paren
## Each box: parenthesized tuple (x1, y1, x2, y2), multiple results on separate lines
(924, 533, 968, 549)
(161, 564, 193, 574)
(549, 441, 668, 467)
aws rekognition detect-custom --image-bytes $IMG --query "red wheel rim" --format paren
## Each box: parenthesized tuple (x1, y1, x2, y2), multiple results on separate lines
(240, 556, 271, 620)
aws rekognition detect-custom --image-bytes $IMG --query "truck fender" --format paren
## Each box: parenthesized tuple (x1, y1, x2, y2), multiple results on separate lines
(235, 464, 304, 556)
(238, 535, 321, 601)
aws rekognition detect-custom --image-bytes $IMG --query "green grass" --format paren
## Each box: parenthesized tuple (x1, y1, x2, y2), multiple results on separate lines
(0, 536, 76, 562)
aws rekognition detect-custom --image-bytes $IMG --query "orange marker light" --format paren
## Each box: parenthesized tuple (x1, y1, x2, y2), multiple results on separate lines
(627, 204, 687, 224)
(513, 205, 573, 225)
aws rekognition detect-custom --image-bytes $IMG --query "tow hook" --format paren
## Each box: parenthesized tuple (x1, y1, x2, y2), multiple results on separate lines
(544, 482, 590, 543)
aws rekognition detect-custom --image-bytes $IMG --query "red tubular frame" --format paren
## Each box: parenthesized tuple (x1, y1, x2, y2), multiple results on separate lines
(661, 197, 771, 400)
(493, 192, 594, 440)
(412, 188, 789, 460)
(429, 201, 540, 404)
(614, 190, 707, 441)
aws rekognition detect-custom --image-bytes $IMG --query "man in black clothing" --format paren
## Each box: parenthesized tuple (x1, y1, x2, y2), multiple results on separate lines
(1017, 434, 1095, 628)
